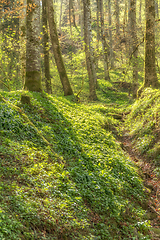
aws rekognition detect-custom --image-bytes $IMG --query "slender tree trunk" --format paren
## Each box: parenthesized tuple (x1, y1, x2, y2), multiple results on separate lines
(114, 0, 120, 37)
(100, 0, 110, 80)
(96, 0, 100, 68)
(155, 0, 159, 18)
(42, 0, 52, 94)
(79, 0, 84, 38)
(59, 0, 63, 32)
(46, 0, 73, 96)
(24, 0, 42, 92)
(62, 0, 69, 27)
(83, 0, 97, 100)
(130, 0, 138, 97)
(19, 0, 26, 86)
(139, 0, 142, 24)
(69, 0, 77, 29)
(69, 0, 73, 35)
(108, 0, 114, 68)
(144, 0, 158, 88)
(123, 0, 127, 38)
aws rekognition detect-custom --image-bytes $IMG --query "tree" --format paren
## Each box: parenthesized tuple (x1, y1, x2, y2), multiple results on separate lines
(19, 0, 27, 86)
(129, 0, 138, 97)
(144, 0, 159, 88)
(114, 0, 120, 37)
(42, 0, 52, 94)
(99, 0, 110, 80)
(83, 0, 97, 100)
(24, 0, 42, 92)
(108, 0, 114, 68)
(46, 0, 74, 96)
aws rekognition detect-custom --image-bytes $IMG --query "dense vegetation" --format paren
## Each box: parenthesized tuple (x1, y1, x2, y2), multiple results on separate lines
(0, 79, 160, 239)
(0, 0, 160, 239)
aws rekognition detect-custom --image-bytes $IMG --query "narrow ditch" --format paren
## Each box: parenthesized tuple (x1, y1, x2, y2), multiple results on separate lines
(120, 131, 160, 240)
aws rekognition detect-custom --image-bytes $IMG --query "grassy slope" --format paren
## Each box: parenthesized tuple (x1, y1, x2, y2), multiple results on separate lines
(0, 89, 151, 240)
(125, 88, 160, 176)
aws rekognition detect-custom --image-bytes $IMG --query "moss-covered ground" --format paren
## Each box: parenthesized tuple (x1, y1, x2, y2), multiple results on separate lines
(0, 27, 160, 239)
(1, 81, 159, 239)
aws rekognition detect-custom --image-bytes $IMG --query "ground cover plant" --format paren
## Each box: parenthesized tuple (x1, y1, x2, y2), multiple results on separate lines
(125, 88, 160, 174)
(0, 89, 152, 240)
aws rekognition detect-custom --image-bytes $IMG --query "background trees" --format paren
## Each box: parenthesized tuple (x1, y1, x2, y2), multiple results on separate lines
(0, 0, 159, 97)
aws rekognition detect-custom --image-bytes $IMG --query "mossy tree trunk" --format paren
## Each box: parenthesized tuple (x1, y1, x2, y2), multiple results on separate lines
(46, 0, 74, 96)
(83, 0, 98, 100)
(144, 0, 159, 88)
(130, 0, 138, 97)
(42, 0, 52, 94)
(24, 0, 42, 92)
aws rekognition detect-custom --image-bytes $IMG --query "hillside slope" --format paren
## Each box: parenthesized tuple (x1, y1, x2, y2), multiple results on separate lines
(0, 91, 150, 239)
(125, 88, 160, 174)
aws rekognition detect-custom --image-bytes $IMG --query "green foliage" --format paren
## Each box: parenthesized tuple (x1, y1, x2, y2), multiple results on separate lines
(0, 90, 150, 239)
(126, 88, 160, 168)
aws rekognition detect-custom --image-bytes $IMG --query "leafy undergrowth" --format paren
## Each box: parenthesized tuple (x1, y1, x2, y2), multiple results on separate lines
(124, 88, 160, 239)
(0, 90, 151, 239)
(125, 88, 160, 175)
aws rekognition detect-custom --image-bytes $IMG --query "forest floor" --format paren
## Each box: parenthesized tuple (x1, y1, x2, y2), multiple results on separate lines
(0, 86, 160, 239)
(120, 131, 160, 240)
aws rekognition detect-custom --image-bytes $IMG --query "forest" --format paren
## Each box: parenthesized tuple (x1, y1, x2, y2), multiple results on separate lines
(0, 0, 160, 239)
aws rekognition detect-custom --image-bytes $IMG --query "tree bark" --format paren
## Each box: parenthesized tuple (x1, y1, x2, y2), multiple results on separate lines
(19, 0, 26, 86)
(114, 0, 120, 37)
(100, 0, 110, 80)
(83, 0, 97, 100)
(144, 0, 159, 88)
(96, 0, 100, 68)
(42, 0, 52, 94)
(139, 0, 142, 24)
(155, 0, 159, 18)
(130, 0, 138, 97)
(108, 0, 114, 68)
(24, 0, 42, 92)
(46, 0, 74, 96)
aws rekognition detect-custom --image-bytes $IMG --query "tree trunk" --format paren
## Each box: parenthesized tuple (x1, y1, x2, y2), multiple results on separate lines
(108, 0, 114, 68)
(79, 0, 84, 39)
(59, 0, 63, 32)
(100, 0, 110, 80)
(139, 0, 142, 24)
(144, 0, 159, 88)
(114, 0, 120, 37)
(130, 0, 138, 97)
(24, 0, 42, 92)
(83, 0, 97, 100)
(155, 0, 159, 18)
(19, 0, 26, 86)
(46, 0, 74, 96)
(42, 0, 52, 94)
(123, 0, 127, 38)
(69, 0, 77, 29)
(96, 0, 100, 68)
